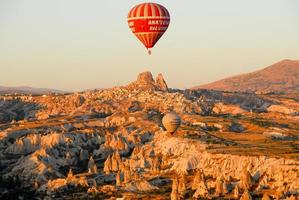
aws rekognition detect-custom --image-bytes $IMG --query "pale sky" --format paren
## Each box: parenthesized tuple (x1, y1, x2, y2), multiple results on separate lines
(0, 0, 298, 91)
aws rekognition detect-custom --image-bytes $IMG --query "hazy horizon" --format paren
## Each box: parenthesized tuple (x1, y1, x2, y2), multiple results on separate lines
(1, 0, 299, 91)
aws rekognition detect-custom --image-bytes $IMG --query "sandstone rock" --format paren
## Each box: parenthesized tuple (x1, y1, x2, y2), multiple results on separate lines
(128, 101, 143, 113)
(126, 72, 169, 92)
(87, 186, 99, 195)
(152, 132, 207, 174)
(137, 71, 155, 85)
(191, 169, 205, 190)
(240, 189, 252, 200)
(171, 177, 179, 200)
(127, 72, 156, 91)
(47, 178, 68, 192)
(233, 184, 240, 199)
(104, 155, 112, 174)
(5, 132, 67, 155)
(286, 195, 297, 200)
(229, 121, 246, 133)
(239, 169, 254, 190)
(223, 181, 230, 194)
(1, 73, 299, 199)
(156, 73, 168, 92)
(151, 155, 162, 174)
(78, 176, 89, 187)
(275, 184, 286, 200)
(178, 175, 186, 198)
(88, 156, 98, 174)
(257, 174, 269, 190)
(111, 151, 121, 172)
(105, 131, 299, 196)
(267, 105, 298, 115)
(80, 149, 89, 161)
(5, 134, 40, 154)
(99, 185, 117, 196)
(46, 176, 89, 193)
(123, 165, 131, 183)
(6, 148, 64, 185)
(263, 130, 289, 140)
(212, 103, 245, 115)
(262, 193, 271, 200)
(104, 134, 130, 154)
(66, 168, 73, 180)
(65, 152, 76, 166)
(171, 192, 179, 200)
(124, 180, 158, 193)
(116, 172, 122, 186)
(215, 176, 224, 196)
(192, 176, 210, 199)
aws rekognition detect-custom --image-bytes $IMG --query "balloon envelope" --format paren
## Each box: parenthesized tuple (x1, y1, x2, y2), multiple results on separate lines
(162, 112, 181, 133)
(127, 3, 170, 54)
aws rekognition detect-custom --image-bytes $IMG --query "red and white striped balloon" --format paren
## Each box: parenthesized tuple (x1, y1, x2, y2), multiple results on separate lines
(127, 3, 170, 55)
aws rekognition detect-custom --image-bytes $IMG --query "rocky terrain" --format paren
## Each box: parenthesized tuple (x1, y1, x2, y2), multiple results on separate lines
(195, 59, 299, 94)
(0, 86, 67, 95)
(0, 71, 298, 199)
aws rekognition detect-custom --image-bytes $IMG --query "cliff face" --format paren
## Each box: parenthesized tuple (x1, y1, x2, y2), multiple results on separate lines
(194, 59, 299, 93)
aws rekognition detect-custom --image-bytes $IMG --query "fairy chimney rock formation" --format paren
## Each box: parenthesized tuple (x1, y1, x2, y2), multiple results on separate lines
(215, 176, 224, 196)
(156, 73, 169, 91)
(233, 184, 240, 199)
(123, 165, 131, 183)
(88, 156, 98, 174)
(127, 71, 169, 91)
(137, 71, 155, 84)
(171, 177, 179, 200)
(67, 168, 74, 180)
(80, 149, 89, 161)
(178, 175, 187, 198)
(116, 172, 122, 186)
(192, 170, 205, 190)
(151, 156, 162, 174)
(223, 181, 230, 194)
(111, 151, 121, 172)
(193, 179, 210, 198)
(104, 155, 112, 174)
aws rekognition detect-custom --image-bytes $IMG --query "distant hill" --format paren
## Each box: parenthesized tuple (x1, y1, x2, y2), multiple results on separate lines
(193, 59, 299, 94)
(0, 86, 68, 95)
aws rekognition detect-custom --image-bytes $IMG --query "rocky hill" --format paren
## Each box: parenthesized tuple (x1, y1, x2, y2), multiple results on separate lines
(194, 59, 299, 94)
(125, 71, 169, 92)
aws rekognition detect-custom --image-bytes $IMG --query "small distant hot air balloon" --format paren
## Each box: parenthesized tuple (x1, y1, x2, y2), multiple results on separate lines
(162, 112, 181, 134)
(127, 2, 170, 55)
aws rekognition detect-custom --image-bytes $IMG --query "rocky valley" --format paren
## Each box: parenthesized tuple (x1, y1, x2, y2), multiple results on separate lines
(0, 72, 298, 200)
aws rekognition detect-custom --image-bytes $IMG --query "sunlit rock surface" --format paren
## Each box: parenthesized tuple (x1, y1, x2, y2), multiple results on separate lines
(0, 72, 298, 199)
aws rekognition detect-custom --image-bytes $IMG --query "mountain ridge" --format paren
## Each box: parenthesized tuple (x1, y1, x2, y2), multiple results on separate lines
(0, 85, 68, 95)
(193, 59, 299, 94)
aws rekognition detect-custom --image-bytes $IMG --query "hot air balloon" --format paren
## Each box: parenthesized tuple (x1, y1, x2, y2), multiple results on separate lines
(127, 3, 170, 55)
(162, 112, 181, 134)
